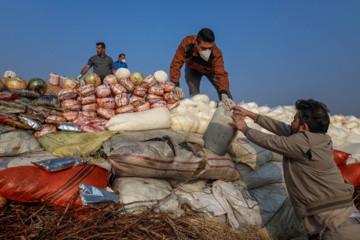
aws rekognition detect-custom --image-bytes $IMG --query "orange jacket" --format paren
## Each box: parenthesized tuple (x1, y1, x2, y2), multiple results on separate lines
(170, 35, 230, 95)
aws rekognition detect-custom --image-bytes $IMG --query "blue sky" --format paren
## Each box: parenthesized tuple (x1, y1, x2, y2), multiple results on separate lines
(1, 0, 359, 117)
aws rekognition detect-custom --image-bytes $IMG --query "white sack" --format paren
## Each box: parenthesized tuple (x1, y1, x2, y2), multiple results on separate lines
(113, 177, 183, 218)
(191, 94, 210, 104)
(212, 180, 262, 230)
(0, 131, 43, 157)
(258, 106, 271, 115)
(106, 107, 170, 131)
(0, 151, 57, 171)
(327, 126, 349, 147)
(228, 131, 274, 169)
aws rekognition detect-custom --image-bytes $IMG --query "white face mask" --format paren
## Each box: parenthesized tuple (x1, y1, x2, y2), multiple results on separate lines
(121, 59, 126, 63)
(198, 49, 211, 61)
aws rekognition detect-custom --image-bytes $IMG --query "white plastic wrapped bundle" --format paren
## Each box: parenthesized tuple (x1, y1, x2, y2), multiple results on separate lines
(271, 106, 285, 115)
(170, 102, 187, 114)
(247, 102, 258, 109)
(209, 101, 217, 109)
(332, 122, 343, 128)
(197, 102, 211, 114)
(258, 106, 271, 115)
(198, 118, 209, 134)
(333, 115, 346, 123)
(327, 126, 349, 147)
(181, 99, 198, 108)
(329, 115, 335, 124)
(283, 105, 296, 114)
(191, 94, 210, 104)
(346, 115, 360, 124)
(344, 122, 359, 129)
(350, 128, 360, 136)
(187, 106, 199, 116)
(197, 111, 211, 121)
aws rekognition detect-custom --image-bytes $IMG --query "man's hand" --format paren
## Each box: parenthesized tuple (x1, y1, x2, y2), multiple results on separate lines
(231, 106, 256, 120)
(229, 115, 248, 132)
(174, 87, 185, 99)
(221, 94, 235, 108)
(77, 74, 83, 80)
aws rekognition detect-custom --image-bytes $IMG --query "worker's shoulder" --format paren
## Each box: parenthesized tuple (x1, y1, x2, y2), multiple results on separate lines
(181, 35, 196, 44)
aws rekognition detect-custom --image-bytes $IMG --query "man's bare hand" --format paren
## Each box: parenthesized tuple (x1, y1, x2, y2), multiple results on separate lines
(229, 114, 248, 132)
(231, 106, 256, 119)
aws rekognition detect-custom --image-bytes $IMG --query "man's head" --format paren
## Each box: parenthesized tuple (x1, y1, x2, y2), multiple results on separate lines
(96, 42, 106, 56)
(196, 28, 215, 51)
(291, 99, 330, 134)
(119, 53, 125, 63)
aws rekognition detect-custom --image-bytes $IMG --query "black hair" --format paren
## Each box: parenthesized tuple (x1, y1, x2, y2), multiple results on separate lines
(196, 28, 215, 44)
(295, 99, 330, 133)
(96, 42, 105, 49)
(119, 53, 125, 58)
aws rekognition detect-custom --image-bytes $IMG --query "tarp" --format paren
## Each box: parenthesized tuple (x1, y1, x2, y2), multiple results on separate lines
(38, 131, 120, 158)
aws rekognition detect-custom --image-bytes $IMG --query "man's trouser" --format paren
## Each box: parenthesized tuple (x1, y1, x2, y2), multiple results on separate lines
(322, 217, 360, 240)
(184, 64, 232, 100)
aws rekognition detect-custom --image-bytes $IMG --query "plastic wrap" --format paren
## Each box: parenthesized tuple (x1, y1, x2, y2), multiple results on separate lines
(97, 108, 116, 119)
(115, 94, 129, 108)
(118, 78, 135, 93)
(96, 84, 111, 98)
(58, 123, 82, 132)
(133, 86, 147, 97)
(57, 89, 78, 101)
(111, 84, 127, 95)
(147, 86, 164, 95)
(140, 74, 157, 89)
(78, 84, 95, 97)
(32, 156, 88, 172)
(79, 183, 119, 206)
(96, 97, 115, 109)
(116, 104, 135, 114)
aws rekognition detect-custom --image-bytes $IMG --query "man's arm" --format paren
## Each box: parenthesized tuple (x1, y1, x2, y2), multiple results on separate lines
(231, 106, 291, 136)
(230, 114, 306, 160)
(169, 37, 188, 86)
(78, 65, 91, 79)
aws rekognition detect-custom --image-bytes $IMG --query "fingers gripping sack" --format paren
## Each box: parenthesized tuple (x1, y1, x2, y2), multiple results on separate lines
(221, 93, 235, 108)
(174, 87, 185, 99)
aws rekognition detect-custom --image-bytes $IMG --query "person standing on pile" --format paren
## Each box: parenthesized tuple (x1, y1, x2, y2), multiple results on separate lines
(169, 28, 235, 108)
(114, 53, 128, 69)
(229, 99, 360, 239)
(77, 42, 117, 83)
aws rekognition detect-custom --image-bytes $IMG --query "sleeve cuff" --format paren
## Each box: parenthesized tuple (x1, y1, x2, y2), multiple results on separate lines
(219, 90, 229, 97)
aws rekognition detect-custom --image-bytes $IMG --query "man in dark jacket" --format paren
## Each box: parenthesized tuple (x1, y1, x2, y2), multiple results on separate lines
(230, 99, 360, 239)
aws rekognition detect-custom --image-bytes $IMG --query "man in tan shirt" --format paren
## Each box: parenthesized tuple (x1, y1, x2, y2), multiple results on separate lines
(230, 99, 360, 239)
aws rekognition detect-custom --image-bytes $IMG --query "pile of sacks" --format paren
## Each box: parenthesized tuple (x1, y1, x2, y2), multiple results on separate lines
(56, 74, 181, 133)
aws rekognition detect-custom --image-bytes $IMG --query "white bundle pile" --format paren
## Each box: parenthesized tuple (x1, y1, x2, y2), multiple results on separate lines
(237, 101, 360, 148)
(170, 94, 217, 134)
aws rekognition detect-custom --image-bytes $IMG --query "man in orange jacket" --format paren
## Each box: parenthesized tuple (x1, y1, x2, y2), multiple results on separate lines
(170, 28, 235, 107)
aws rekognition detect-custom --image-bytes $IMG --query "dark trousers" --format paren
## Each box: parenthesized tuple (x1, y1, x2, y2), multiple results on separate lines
(184, 64, 232, 100)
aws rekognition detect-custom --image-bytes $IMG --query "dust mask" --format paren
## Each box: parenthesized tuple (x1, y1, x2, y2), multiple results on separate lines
(198, 49, 211, 61)
(121, 59, 126, 63)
